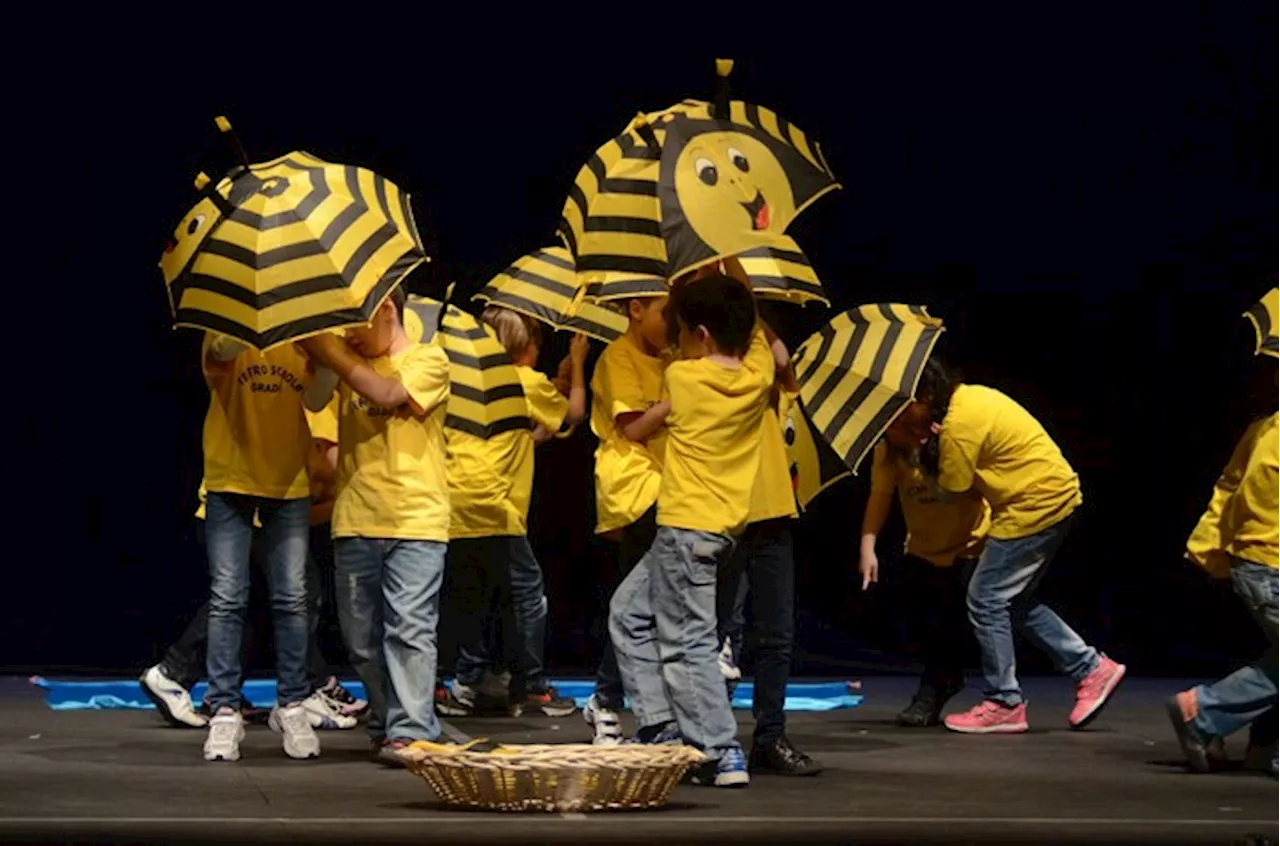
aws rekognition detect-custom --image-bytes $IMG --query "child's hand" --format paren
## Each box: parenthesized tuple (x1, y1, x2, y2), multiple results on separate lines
(568, 333, 589, 367)
(556, 356, 572, 383)
(859, 551, 879, 591)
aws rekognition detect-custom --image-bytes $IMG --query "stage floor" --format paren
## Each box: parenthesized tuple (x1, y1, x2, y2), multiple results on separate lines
(0, 676, 1274, 845)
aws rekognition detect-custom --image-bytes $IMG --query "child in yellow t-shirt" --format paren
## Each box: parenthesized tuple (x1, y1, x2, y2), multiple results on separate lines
(608, 273, 776, 788)
(1169, 356, 1277, 778)
(859, 440, 990, 727)
(581, 294, 671, 743)
(440, 306, 586, 719)
(198, 332, 320, 763)
(300, 286, 452, 765)
(887, 358, 1125, 735)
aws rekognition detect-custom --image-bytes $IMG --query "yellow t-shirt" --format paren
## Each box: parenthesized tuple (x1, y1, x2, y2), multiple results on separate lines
(748, 398, 800, 524)
(937, 384, 1082, 540)
(870, 442, 990, 567)
(518, 366, 570, 435)
(590, 335, 670, 534)
(1189, 414, 1279, 573)
(201, 335, 312, 500)
(446, 429, 535, 538)
(331, 343, 452, 542)
(657, 330, 775, 536)
(304, 395, 340, 446)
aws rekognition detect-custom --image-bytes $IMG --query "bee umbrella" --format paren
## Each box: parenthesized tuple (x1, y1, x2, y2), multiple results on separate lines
(738, 236, 828, 306)
(792, 304, 944, 475)
(473, 247, 628, 343)
(780, 392, 850, 509)
(159, 118, 428, 351)
(1245, 287, 1278, 358)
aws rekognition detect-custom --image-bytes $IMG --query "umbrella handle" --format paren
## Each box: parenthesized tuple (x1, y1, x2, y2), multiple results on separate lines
(437, 282, 457, 330)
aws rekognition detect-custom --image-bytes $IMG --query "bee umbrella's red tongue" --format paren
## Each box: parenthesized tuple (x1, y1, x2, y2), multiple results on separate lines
(755, 203, 770, 230)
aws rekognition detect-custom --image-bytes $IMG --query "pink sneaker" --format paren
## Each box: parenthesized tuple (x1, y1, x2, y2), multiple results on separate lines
(943, 701, 1029, 734)
(1069, 655, 1126, 729)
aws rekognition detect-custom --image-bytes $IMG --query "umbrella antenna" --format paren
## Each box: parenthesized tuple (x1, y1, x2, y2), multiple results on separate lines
(214, 115, 251, 171)
(633, 113, 660, 150)
(712, 58, 734, 121)
(438, 282, 457, 330)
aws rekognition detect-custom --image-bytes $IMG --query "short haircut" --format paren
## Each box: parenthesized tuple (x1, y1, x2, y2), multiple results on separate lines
(668, 273, 756, 357)
(482, 305, 542, 357)
(386, 285, 407, 321)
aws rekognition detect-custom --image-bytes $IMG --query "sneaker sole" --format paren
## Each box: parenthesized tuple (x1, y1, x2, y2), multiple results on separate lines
(535, 705, 580, 718)
(714, 772, 750, 787)
(944, 721, 1029, 734)
(1070, 664, 1127, 730)
(140, 679, 207, 729)
(1165, 698, 1212, 773)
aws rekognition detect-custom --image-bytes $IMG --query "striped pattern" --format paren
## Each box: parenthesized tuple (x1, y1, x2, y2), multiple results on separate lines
(403, 296, 530, 440)
(1245, 287, 1278, 359)
(739, 236, 828, 306)
(473, 247, 628, 343)
(792, 304, 945, 475)
(160, 152, 426, 351)
(781, 394, 851, 509)
(558, 98, 838, 288)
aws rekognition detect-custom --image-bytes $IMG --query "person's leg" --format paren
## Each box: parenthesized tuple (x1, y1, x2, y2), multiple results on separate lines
(506, 536, 549, 692)
(447, 538, 494, 691)
(379, 540, 446, 747)
(650, 528, 743, 774)
(594, 508, 658, 709)
(335, 537, 388, 743)
(715, 535, 748, 681)
(305, 528, 328, 691)
(897, 555, 966, 727)
(160, 601, 211, 690)
(204, 494, 256, 715)
(608, 541, 675, 733)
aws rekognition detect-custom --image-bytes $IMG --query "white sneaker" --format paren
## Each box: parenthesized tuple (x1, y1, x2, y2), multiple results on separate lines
(269, 702, 320, 759)
(140, 665, 207, 728)
(301, 691, 357, 730)
(718, 638, 742, 681)
(203, 710, 245, 762)
(583, 694, 623, 746)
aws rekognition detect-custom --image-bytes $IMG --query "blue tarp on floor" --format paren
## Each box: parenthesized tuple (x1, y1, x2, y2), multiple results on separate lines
(30, 676, 862, 712)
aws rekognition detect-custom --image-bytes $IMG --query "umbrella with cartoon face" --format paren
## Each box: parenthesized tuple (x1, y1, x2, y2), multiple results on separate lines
(779, 390, 850, 509)
(473, 247, 628, 343)
(160, 117, 428, 351)
(1245, 287, 1278, 359)
(559, 60, 839, 300)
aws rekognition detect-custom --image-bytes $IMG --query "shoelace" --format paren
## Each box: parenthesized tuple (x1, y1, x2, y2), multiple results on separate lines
(209, 719, 240, 744)
(280, 708, 311, 735)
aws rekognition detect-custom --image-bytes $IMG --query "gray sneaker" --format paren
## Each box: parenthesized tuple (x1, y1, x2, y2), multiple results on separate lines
(203, 710, 245, 762)
(269, 702, 320, 759)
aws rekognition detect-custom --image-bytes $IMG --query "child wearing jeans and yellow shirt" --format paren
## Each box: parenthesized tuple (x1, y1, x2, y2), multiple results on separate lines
(609, 273, 786, 787)
(887, 359, 1126, 734)
(301, 286, 452, 764)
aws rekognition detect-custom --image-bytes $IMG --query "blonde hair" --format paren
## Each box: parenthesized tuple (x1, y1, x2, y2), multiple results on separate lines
(482, 305, 542, 357)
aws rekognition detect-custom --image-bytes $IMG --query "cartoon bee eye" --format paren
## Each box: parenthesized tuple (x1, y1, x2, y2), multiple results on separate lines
(783, 417, 797, 446)
(694, 157, 718, 186)
(727, 146, 750, 173)
(187, 213, 206, 236)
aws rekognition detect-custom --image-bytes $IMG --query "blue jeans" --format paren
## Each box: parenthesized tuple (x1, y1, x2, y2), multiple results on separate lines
(594, 508, 658, 709)
(966, 514, 1099, 706)
(204, 493, 311, 712)
(449, 536, 549, 694)
(609, 526, 742, 760)
(334, 538, 445, 742)
(1194, 559, 1278, 771)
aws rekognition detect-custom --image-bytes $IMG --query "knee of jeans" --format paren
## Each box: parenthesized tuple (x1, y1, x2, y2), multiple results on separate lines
(966, 588, 1004, 625)
(515, 592, 548, 619)
(271, 588, 309, 616)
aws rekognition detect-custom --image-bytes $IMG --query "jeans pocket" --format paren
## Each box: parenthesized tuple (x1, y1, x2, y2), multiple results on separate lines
(684, 536, 726, 587)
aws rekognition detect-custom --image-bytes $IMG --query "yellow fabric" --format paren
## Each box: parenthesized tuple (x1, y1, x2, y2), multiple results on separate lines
(201, 335, 312, 500)
(331, 343, 451, 541)
(591, 335, 670, 534)
(936, 385, 1082, 541)
(748, 401, 800, 523)
(657, 330, 775, 536)
(1188, 414, 1279, 573)
(518, 367, 569, 434)
(304, 395, 340, 445)
(475, 246, 628, 343)
(870, 442, 990, 567)
(445, 429, 535, 539)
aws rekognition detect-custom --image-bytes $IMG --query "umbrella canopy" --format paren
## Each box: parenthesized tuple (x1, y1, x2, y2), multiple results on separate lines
(559, 61, 838, 294)
(780, 391, 850, 510)
(1245, 287, 1278, 358)
(473, 247, 628, 343)
(792, 304, 944, 475)
(403, 296, 530, 439)
(160, 123, 426, 351)
(738, 236, 828, 306)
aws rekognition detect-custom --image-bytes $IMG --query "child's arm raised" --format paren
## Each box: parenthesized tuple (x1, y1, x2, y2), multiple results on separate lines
(616, 400, 671, 443)
(562, 334, 589, 426)
(758, 319, 799, 394)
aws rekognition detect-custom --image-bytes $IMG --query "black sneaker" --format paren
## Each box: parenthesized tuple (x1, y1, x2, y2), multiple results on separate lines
(896, 697, 944, 727)
(748, 735, 823, 776)
(516, 686, 578, 718)
(318, 677, 369, 719)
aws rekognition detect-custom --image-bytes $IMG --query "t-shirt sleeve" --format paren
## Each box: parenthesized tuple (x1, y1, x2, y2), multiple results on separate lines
(397, 343, 451, 416)
(937, 428, 978, 494)
(743, 326, 777, 386)
(304, 394, 340, 445)
(602, 350, 649, 420)
(869, 442, 898, 495)
(523, 370, 570, 433)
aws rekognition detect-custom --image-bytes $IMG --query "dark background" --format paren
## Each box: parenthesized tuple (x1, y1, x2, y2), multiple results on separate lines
(7, 6, 1275, 682)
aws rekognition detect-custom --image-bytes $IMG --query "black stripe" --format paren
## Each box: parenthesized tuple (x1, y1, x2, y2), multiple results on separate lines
(440, 322, 491, 343)
(566, 183, 589, 227)
(754, 246, 808, 265)
(198, 196, 366, 272)
(592, 277, 669, 298)
(907, 304, 928, 318)
(775, 113, 793, 146)
(178, 271, 347, 310)
(564, 314, 623, 342)
(405, 300, 442, 342)
(747, 275, 788, 290)
(1248, 301, 1275, 349)
(868, 304, 905, 383)
(744, 102, 763, 132)
(796, 325, 835, 389)
(502, 267, 576, 298)
(450, 382, 525, 405)
(534, 249, 575, 272)
(340, 220, 399, 281)
(446, 349, 517, 370)
(344, 165, 363, 208)
(899, 326, 939, 396)
(446, 413, 532, 440)
(601, 177, 658, 196)
(844, 396, 909, 473)
(373, 172, 392, 225)
(226, 163, 332, 229)
(617, 132, 661, 160)
(806, 317, 870, 413)
(583, 215, 662, 237)
(577, 255, 667, 276)
(398, 188, 422, 253)
(479, 290, 565, 326)
(557, 219, 579, 257)
(586, 154, 608, 191)
(821, 376, 878, 461)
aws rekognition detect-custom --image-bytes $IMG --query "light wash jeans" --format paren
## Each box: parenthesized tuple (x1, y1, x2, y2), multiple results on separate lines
(204, 493, 311, 712)
(609, 526, 742, 760)
(966, 514, 1099, 706)
(1193, 559, 1278, 774)
(334, 538, 446, 743)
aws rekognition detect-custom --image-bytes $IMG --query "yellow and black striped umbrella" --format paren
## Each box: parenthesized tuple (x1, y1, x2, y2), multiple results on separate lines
(559, 60, 839, 297)
(792, 304, 945, 475)
(404, 295, 530, 440)
(473, 247, 628, 343)
(1245, 287, 1278, 359)
(739, 236, 828, 306)
(780, 391, 851, 510)
(160, 119, 427, 351)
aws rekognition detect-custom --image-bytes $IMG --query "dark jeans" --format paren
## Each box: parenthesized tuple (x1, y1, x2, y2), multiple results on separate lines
(594, 506, 659, 710)
(716, 518, 795, 742)
(161, 523, 333, 693)
(448, 535, 549, 695)
(900, 554, 975, 701)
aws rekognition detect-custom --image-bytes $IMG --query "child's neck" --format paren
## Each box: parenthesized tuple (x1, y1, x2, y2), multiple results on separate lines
(704, 349, 741, 369)
(626, 325, 660, 357)
(385, 326, 411, 357)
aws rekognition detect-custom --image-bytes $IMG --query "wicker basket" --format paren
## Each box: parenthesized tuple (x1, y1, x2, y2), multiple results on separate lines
(400, 742, 706, 812)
